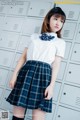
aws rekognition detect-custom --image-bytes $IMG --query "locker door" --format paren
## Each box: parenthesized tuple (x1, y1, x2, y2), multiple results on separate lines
(55, 106, 80, 120)
(12, 53, 21, 69)
(0, 5, 8, 14)
(7, 2, 29, 16)
(76, 23, 80, 43)
(66, 63, 80, 85)
(62, 21, 77, 40)
(0, 50, 14, 67)
(3, 16, 24, 32)
(0, 68, 9, 86)
(53, 82, 61, 102)
(58, 4, 80, 20)
(1, 89, 13, 111)
(0, 16, 5, 28)
(18, 35, 31, 52)
(60, 84, 80, 109)
(57, 62, 66, 80)
(64, 42, 72, 60)
(0, 31, 19, 49)
(46, 104, 56, 120)
(71, 43, 80, 62)
(22, 18, 43, 35)
(28, 1, 51, 17)
(0, 88, 3, 104)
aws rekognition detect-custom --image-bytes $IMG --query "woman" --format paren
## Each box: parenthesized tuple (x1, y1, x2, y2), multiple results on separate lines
(6, 7, 66, 120)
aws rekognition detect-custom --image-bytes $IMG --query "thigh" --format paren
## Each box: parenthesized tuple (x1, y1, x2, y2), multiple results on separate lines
(32, 108, 46, 120)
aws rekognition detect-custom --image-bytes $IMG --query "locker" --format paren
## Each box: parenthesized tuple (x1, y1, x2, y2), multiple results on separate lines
(0, 16, 5, 28)
(66, 63, 80, 85)
(18, 35, 31, 52)
(1, 89, 13, 111)
(64, 42, 72, 60)
(62, 21, 77, 40)
(0, 68, 9, 86)
(12, 53, 21, 69)
(28, 1, 51, 17)
(0, 88, 3, 100)
(57, 62, 66, 80)
(71, 43, 80, 62)
(60, 84, 80, 109)
(76, 23, 80, 43)
(7, 2, 29, 16)
(3, 16, 24, 32)
(0, 31, 19, 49)
(53, 82, 61, 102)
(58, 4, 80, 20)
(55, 106, 80, 120)
(0, 5, 8, 14)
(0, 50, 14, 67)
(22, 18, 43, 35)
(46, 104, 56, 120)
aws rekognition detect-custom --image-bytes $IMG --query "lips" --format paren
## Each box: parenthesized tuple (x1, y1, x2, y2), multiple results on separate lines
(55, 26, 59, 29)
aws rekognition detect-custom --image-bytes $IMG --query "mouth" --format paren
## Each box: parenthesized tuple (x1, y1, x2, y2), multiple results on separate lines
(55, 26, 59, 29)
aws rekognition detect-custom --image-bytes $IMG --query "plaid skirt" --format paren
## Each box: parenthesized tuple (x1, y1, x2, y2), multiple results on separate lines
(6, 60, 52, 113)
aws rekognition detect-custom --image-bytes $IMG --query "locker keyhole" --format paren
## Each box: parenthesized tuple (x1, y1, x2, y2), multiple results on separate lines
(58, 115, 60, 117)
(69, 71, 71, 74)
(63, 92, 66, 95)
(74, 51, 77, 53)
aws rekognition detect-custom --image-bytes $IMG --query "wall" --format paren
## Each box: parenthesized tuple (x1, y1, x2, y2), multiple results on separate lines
(0, 0, 80, 120)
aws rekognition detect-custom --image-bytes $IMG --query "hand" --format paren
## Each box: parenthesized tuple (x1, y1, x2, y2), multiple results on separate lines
(9, 74, 17, 89)
(44, 84, 53, 100)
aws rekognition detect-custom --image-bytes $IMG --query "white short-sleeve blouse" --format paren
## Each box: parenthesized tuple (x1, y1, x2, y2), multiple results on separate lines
(26, 32, 66, 65)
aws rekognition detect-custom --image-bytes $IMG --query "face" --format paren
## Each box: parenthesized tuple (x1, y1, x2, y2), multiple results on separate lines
(49, 15, 64, 33)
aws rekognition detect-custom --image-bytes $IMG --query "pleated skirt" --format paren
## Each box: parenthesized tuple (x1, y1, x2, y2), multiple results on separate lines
(6, 60, 52, 113)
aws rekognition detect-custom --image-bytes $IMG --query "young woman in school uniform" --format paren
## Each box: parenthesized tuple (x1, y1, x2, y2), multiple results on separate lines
(6, 7, 66, 120)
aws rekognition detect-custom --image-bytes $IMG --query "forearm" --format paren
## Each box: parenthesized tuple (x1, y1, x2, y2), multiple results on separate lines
(50, 56, 62, 87)
(13, 57, 26, 76)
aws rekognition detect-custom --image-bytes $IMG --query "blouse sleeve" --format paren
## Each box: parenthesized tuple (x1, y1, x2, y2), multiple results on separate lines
(56, 39, 66, 58)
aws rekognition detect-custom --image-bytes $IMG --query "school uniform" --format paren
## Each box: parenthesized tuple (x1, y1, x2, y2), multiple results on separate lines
(6, 32, 66, 113)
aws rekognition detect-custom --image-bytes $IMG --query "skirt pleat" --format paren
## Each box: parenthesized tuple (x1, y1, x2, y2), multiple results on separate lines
(6, 60, 52, 112)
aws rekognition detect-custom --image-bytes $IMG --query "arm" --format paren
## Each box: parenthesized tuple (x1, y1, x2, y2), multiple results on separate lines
(13, 48, 28, 76)
(44, 56, 62, 100)
(50, 56, 62, 88)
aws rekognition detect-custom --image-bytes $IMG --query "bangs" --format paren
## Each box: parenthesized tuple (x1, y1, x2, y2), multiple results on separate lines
(54, 13, 66, 23)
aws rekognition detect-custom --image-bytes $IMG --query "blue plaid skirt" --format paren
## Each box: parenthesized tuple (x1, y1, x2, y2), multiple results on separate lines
(6, 60, 52, 112)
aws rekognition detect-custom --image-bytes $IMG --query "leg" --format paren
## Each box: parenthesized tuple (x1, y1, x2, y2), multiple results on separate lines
(13, 105, 26, 118)
(32, 108, 46, 120)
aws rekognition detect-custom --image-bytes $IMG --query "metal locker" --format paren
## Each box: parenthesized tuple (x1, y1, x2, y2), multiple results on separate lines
(60, 84, 80, 109)
(18, 35, 31, 52)
(27, 1, 51, 17)
(46, 104, 56, 120)
(71, 43, 80, 62)
(61, 21, 77, 40)
(55, 106, 80, 120)
(0, 31, 19, 49)
(66, 63, 80, 85)
(12, 53, 21, 69)
(76, 23, 80, 43)
(0, 50, 14, 67)
(0, 68, 9, 86)
(0, 88, 3, 103)
(1, 89, 13, 111)
(22, 18, 43, 35)
(7, 2, 29, 16)
(57, 62, 66, 80)
(58, 4, 80, 20)
(53, 82, 61, 102)
(64, 42, 72, 60)
(3, 16, 24, 32)
(0, 16, 5, 28)
(0, 5, 8, 14)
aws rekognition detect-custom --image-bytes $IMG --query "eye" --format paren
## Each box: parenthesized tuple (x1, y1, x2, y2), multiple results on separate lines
(61, 20, 64, 23)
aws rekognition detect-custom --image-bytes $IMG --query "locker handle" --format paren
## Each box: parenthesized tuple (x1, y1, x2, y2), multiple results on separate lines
(58, 115, 60, 117)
